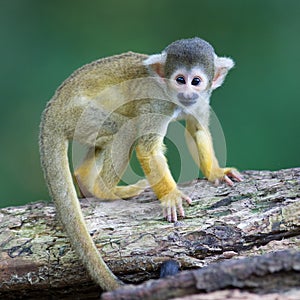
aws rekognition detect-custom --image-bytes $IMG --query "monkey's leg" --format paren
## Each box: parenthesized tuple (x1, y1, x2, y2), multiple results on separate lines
(113, 180, 149, 198)
(75, 146, 148, 199)
(74, 148, 105, 198)
(136, 135, 192, 222)
(186, 120, 243, 185)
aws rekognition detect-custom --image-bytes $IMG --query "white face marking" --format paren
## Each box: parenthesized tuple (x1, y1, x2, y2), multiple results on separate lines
(169, 67, 210, 107)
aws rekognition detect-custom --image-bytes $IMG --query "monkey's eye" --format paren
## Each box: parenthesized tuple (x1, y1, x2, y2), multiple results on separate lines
(191, 77, 201, 86)
(176, 76, 186, 85)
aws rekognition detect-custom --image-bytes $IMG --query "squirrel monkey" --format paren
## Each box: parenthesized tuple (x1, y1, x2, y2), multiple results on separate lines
(39, 37, 242, 291)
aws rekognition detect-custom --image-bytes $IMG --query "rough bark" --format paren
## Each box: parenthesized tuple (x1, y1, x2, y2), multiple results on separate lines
(0, 168, 299, 299)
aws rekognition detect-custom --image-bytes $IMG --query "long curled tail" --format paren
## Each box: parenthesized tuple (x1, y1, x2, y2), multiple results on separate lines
(39, 107, 121, 291)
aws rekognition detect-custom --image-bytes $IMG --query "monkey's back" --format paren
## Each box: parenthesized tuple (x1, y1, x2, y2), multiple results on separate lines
(41, 52, 150, 140)
(55, 52, 149, 102)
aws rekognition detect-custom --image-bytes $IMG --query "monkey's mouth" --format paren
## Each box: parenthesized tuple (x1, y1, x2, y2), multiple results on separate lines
(177, 92, 198, 106)
(179, 99, 197, 106)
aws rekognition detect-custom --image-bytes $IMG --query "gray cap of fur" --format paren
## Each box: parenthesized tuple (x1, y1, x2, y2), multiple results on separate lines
(164, 37, 215, 80)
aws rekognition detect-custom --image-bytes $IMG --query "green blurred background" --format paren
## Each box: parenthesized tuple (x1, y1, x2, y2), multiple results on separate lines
(1, 0, 299, 208)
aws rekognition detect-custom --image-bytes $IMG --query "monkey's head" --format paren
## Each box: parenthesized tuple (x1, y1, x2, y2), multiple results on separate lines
(144, 37, 234, 107)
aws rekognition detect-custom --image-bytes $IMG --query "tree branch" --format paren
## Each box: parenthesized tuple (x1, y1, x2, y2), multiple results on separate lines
(0, 168, 299, 299)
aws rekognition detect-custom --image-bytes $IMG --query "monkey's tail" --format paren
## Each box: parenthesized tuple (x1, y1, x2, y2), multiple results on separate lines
(39, 107, 121, 291)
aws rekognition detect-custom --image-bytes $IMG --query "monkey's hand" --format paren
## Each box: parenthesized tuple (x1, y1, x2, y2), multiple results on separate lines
(208, 167, 243, 186)
(160, 189, 192, 222)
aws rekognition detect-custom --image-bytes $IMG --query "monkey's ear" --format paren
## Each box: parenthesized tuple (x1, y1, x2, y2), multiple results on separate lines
(143, 53, 167, 78)
(212, 56, 235, 90)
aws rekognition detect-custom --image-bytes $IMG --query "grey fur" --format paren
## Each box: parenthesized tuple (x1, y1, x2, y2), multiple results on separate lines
(164, 37, 215, 81)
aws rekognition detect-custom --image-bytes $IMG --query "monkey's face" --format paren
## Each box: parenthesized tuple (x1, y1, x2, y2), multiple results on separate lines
(168, 66, 210, 107)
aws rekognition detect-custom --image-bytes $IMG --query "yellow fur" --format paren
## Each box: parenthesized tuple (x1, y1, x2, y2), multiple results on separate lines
(136, 143, 177, 199)
(186, 118, 238, 183)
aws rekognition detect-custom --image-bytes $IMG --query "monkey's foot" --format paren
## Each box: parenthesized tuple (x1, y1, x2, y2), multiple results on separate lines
(210, 167, 243, 186)
(114, 179, 149, 199)
(160, 189, 192, 222)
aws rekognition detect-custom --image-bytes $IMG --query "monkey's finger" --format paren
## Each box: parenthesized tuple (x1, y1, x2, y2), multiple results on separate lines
(230, 170, 243, 182)
(164, 206, 176, 222)
(223, 168, 243, 185)
(224, 175, 234, 186)
(163, 207, 169, 221)
(172, 205, 178, 222)
(177, 202, 185, 218)
(224, 168, 243, 182)
(214, 178, 220, 186)
(182, 195, 192, 205)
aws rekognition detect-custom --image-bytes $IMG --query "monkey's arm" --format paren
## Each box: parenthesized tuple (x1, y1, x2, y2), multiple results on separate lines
(185, 118, 242, 185)
(136, 134, 191, 222)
